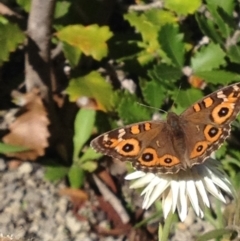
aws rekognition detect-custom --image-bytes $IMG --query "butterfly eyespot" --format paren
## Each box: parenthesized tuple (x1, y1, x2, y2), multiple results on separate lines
(122, 143, 134, 152)
(142, 153, 154, 161)
(218, 107, 229, 117)
(164, 157, 172, 164)
(196, 145, 203, 152)
(208, 127, 219, 138)
(204, 125, 222, 142)
(190, 141, 208, 158)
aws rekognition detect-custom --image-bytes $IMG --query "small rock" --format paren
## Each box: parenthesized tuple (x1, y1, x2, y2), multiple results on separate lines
(18, 163, 33, 175)
(65, 213, 82, 234)
(0, 159, 6, 171)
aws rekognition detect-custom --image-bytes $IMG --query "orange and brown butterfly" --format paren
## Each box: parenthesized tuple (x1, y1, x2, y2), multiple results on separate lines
(91, 83, 240, 174)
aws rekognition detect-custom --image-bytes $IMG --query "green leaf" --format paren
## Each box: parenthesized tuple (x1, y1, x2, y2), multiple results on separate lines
(73, 109, 96, 161)
(56, 24, 113, 61)
(124, 10, 176, 49)
(79, 147, 102, 164)
(117, 93, 152, 124)
(62, 42, 82, 67)
(66, 71, 114, 111)
(158, 24, 185, 68)
(227, 45, 240, 64)
(124, 11, 159, 45)
(68, 165, 85, 188)
(195, 14, 223, 44)
(54, 1, 71, 19)
(0, 142, 29, 154)
(206, 1, 233, 38)
(191, 43, 226, 72)
(0, 22, 25, 64)
(193, 70, 240, 84)
(17, 0, 31, 12)
(140, 80, 166, 108)
(45, 166, 68, 182)
(206, 0, 235, 15)
(196, 228, 236, 241)
(174, 88, 203, 108)
(165, 0, 201, 15)
(81, 161, 97, 172)
(148, 64, 182, 82)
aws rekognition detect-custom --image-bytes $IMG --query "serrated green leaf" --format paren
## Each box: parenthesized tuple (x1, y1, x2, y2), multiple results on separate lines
(81, 161, 97, 172)
(165, 0, 201, 15)
(148, 64, 182, 82)
(0, 22, 25, 64)
(73, 109, 96, 161)
(174, 88, 203, 108)
(206, 1, 232, 38)
(227, 45, 240, 64)
(54, 1, 71, 19)
(56, 24, 113, 61)
(17, 0, 31, 12)
(124, 12, 159, 52)
(158, 24, 185, 68)
(145, 9, 177, 26)
(66, 71, 114, 111)
(117, 93, 152, 124)
(191, 43, 226, 72)
(140, 80, 166, 108)
(62, 42, 81, 67)
(45, 166, 68, 182)
(206, 0, 235, 15)
(193, 70, 240, 84)
(79, 147, 102, 163)
(124, 10, 176, 57)
(0, 142, 30, 154)
(195, 14, 223, 44)
(68, 165, 85, 188)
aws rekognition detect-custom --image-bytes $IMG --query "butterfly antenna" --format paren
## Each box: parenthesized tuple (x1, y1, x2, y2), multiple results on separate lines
(137, 102, 167, 114)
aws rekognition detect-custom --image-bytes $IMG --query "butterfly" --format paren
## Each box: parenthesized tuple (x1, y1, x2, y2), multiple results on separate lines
(91, 83, 240, 174)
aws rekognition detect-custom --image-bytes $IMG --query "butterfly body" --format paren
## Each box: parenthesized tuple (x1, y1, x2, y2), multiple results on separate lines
(91, 83, 240, 174)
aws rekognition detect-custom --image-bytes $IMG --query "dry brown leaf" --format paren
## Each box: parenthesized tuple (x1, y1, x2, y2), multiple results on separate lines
(97, 169, 117, 193)
(59, 188, 88, 201)
(97, 196, 131, 234)
(2, 89, 50, 161)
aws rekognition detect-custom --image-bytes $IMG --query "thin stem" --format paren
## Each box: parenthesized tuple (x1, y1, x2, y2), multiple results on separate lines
(159, 212, 177, 241)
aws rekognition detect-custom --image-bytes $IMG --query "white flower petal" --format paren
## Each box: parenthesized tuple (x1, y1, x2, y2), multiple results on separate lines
(197, 194, 205, 218)
(143, 179, 170, 209)
(142, 176, 164, 209)
(125, 171, 146, 180)
(170, 180, 179, 212)
(129, 173, 155, 188)
(186, 180, 199, 216)
(162, 187, 173, 219)
(206, 168, 232, 195)
(203, 176, 226, 203)
(178, 180, 187, 222)
(141, 176, 167, 196)
(195, 179, 210, 207)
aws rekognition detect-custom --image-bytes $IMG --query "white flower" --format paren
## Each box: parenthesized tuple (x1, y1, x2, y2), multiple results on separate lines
(125, 158, 233, 222)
